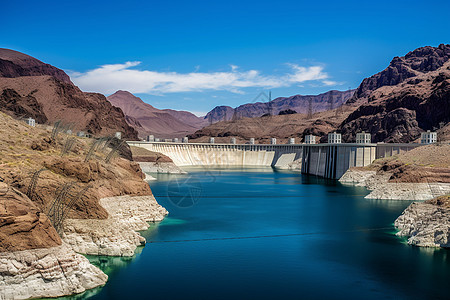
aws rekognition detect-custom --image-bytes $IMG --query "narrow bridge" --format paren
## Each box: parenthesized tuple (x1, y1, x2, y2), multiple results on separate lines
(128, 141, 420, 179)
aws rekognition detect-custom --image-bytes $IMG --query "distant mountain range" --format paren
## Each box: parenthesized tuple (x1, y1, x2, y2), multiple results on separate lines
(107, 90, 208, 138)
(0, 48, 138, 139)
(204, 90, 355, 124)
(191, 44, 450, 143)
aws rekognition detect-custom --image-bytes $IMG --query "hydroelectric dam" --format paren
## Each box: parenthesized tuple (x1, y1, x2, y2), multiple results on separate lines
(128, 141, 420, 179)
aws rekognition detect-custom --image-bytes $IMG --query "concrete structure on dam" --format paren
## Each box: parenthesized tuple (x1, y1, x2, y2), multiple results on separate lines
(128, 141, 420, 179)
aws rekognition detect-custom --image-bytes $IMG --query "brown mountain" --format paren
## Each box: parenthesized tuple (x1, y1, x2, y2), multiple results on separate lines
(0, 48, 138, 139)
(340, 44, 450, 143)
(0, 48, 72, 84)
(204, 90, 355, 123)
(107, 90, 207, 138)
(349, 44, 450, 102)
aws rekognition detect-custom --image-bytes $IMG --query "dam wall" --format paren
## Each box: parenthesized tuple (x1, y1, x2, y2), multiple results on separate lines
(128, 142, 303, 167)
(301, 144, 377, 179)
(128, 141, 420, 179)
(375, 143, 419, 159)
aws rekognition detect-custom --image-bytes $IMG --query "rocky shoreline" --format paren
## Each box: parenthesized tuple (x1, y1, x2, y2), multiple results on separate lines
(0, 192, 168, 299)
(62, 195, 168, 257)
(339, 168, 450, 200)
(394, 201, 450, 247)
(0, 244, 108, 300)
(340, 167, 450, 249)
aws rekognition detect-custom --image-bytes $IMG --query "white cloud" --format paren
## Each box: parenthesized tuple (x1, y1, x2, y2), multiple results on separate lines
(70, 62, 331, 95)
(322, 80, 344, 86)
(322, 80, 337, 86)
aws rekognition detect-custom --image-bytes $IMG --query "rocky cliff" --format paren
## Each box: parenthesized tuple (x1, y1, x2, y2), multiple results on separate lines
(340, 44, 450, 142)
(349, 44, 450, 102)
(0, 48, 138, 139)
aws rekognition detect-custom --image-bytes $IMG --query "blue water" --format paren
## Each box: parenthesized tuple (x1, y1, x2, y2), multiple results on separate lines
(76, 167, 450, 300)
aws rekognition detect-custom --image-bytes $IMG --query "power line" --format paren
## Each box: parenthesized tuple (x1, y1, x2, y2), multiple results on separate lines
(147, 226, 394, 244)
(153, 194, 368, 199)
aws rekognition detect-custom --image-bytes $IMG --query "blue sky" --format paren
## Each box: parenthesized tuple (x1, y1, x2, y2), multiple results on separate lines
(2, 0, 450, 116)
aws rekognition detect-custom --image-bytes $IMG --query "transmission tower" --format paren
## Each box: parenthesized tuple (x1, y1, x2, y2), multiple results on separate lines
(231, 110, 237, 122)
(252, 91, 272, 117)
(328, 91, 334, 111)
(208, 113, 213, 126)
(307, 98, 313, 119)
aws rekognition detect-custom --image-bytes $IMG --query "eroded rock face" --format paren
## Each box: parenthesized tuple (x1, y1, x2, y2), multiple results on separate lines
(62, 195, 168, 257)
(0, 183, 61, 252)
(395, 202, 450, 247)
(341, 107, 422, 143)
(0, 244, 107, 300)
(349, 44, 450, 101)
(0, 89, 48, 124)
(37, 156, 152, 220)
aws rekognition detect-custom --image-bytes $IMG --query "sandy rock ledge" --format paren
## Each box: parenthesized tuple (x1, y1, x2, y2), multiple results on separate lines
(62, 195, 168, 256)
(0, 244, 107, 300)
(138, 162, 187, 174)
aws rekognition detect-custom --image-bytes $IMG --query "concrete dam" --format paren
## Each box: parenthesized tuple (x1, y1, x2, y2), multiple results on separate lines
(128, 141, 419, 179)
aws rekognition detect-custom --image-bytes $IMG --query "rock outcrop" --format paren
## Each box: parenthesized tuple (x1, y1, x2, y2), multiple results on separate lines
(395, 196, 450, 247)
(0, 89, 48, 124)
(0, 182, 61, 252)
(0, 244, 107, 300)
(62, 195, 168, 257)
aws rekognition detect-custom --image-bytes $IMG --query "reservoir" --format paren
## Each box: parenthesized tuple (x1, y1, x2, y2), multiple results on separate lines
(80, 167, 450, 299)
